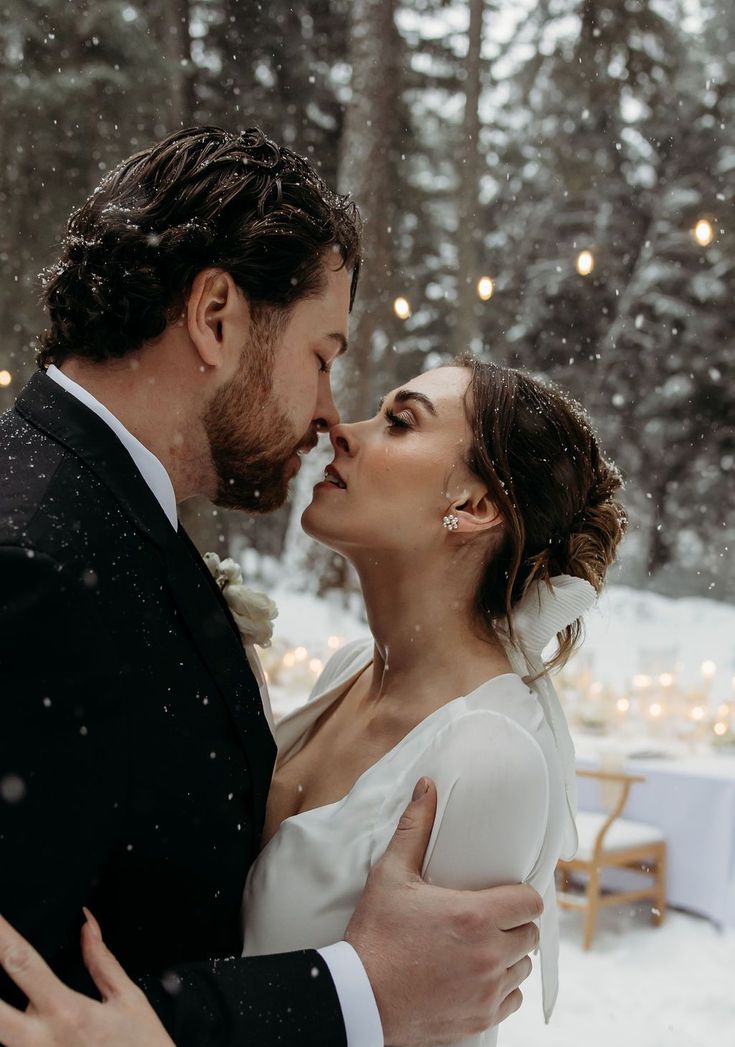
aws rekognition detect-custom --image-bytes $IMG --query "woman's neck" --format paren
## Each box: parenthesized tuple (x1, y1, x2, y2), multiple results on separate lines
(353, 553, 513, 711)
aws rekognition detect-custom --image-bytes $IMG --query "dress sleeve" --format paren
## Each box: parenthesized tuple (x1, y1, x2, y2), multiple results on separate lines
(416, 710, 550, 890)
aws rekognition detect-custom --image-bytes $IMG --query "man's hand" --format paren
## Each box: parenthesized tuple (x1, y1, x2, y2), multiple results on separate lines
(345, 777, 542, 1047)
(0, 910, 174, 1046)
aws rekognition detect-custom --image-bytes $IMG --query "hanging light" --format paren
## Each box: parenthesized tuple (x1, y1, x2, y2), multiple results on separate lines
(576, 250, 595, 277)
(0, 370, 11, 387)
(692, 219, 714, 247)
(393, 297, 412, 320)
(477, 276, 495, 301)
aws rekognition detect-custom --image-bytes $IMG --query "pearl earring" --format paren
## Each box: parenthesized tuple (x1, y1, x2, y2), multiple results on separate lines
(442, 514, 459, 531)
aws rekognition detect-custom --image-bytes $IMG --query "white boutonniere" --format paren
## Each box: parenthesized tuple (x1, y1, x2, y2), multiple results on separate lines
(203, 552, 278, 648)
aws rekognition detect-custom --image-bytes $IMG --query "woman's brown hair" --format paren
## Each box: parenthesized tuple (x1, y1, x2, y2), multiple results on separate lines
(459, 357, 628, 676)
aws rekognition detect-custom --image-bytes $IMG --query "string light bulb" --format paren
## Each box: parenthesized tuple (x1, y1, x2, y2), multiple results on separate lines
(576, 250, 595, 277)
(477, 276, 495, 301)
(692, 219, 714, 247)
(0, 370, 11, 387)
(393, 297, 411, 320)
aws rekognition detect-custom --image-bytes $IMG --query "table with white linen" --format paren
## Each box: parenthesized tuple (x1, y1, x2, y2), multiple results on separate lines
(572, 733, 735, 929)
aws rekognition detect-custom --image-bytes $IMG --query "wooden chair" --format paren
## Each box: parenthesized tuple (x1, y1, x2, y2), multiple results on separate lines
(556, 769, 667, 950)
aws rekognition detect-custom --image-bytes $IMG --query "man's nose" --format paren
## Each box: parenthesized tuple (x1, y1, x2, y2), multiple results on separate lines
(314, 374, 341, 432)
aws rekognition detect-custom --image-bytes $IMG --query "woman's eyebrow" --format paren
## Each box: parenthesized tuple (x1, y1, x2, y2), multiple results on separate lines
(377, 390, 438, 416)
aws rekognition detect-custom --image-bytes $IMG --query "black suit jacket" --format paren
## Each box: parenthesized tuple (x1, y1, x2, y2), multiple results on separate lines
(0, 371, 347, 1046)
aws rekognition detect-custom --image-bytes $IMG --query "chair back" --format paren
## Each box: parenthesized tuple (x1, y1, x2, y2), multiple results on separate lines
(576, 768, 646, 857)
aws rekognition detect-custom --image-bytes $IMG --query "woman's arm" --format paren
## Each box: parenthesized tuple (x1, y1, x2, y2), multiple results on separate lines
(417, 710, 550, 891)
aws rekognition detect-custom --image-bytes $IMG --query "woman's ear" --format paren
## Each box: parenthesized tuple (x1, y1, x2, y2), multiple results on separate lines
(448, 488, 503, 535)
(185, 269, 249, 371)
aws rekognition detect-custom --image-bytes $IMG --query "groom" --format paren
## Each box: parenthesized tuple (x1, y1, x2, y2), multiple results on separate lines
(0, 126, 541, 1046)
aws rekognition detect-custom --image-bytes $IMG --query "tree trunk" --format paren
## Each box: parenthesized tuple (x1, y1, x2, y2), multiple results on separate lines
(159, 0, 195, 129)
(280, 0, 404, 596)
(451, 0, 484, 358)
(337, 0, 403, 420)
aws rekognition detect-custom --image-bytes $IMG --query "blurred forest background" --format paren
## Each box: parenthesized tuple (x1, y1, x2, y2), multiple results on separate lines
(1, 0, 733, 600)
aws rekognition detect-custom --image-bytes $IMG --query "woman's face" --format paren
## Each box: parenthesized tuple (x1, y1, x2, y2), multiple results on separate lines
(302, 366, 484, 557)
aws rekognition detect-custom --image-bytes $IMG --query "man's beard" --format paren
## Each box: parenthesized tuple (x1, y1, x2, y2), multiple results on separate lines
(203, 334, 306, 514)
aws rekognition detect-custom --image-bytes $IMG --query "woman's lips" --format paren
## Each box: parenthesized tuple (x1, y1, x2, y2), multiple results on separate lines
(316, 463, 347, 490)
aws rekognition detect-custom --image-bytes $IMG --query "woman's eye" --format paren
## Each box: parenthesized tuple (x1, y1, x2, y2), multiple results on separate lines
(317, 355, 331, 374)
(384, 408, 413, 431)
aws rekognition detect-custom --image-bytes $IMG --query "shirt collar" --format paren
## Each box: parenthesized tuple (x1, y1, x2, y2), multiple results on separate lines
(46, 364, 178, 531)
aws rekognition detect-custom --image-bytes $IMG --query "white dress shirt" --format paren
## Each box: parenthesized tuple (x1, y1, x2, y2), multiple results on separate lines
(44, 364, 384, 1047)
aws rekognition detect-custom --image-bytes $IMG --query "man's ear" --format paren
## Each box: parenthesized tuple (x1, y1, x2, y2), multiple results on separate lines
(448, 488, 503, 535)
(185, 269, 249, 371)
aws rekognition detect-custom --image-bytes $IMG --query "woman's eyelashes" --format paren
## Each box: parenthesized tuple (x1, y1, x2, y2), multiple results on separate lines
(317, 355, 331, 374)
(384, 407, 414, 431)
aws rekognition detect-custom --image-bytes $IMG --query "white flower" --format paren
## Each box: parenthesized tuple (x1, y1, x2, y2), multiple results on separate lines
(204, 552, 278, 648)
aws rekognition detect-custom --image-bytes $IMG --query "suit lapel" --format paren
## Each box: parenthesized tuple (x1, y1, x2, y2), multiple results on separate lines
(170, 524, 276, 835)
(15, 371, 277, 838)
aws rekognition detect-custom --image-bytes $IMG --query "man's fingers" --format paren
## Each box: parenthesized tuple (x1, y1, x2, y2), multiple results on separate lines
(505, 954, 533, 991)
(495, 987, 523, 1025)
(0, 912, 66, 1013)
(0, 996, 31, 1047)
(477, 883, 543, 930)
(80, 915, 130, 1001)
(380, 777, 438, 880)
(501, 920, 540, 968)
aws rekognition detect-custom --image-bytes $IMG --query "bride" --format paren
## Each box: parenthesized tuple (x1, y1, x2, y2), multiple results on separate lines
(241, 358, 626, 1045)
(1, 357, 626, 1046)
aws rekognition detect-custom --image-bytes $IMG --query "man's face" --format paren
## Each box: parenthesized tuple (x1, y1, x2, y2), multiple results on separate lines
(204, 259, 350, 512)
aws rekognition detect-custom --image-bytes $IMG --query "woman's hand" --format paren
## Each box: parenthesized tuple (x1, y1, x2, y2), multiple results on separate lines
(0, 909, 175, 1046)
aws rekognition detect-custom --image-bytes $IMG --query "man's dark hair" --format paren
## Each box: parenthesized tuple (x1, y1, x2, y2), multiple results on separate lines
(37, 126, 362, 367)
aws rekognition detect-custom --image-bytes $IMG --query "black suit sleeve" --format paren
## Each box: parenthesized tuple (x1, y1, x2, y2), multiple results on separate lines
(0, 546, 347, 1046)
(0, 546, 128, 1005)
(139, 949, 347, 1047)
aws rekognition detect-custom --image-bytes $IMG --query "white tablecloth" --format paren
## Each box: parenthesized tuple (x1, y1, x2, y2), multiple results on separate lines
(573, 735, 735, 929)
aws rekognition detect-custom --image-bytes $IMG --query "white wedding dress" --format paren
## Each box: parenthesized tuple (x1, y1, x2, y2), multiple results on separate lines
(242, 576, 597, 1047)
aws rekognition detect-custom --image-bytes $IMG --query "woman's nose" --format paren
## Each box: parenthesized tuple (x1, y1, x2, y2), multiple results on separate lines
(329, 422, 357, 456)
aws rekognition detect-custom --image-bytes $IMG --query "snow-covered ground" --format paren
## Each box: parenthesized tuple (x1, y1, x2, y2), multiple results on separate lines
(258, 581, 735, 1045)
(503, 904, 735, 1047)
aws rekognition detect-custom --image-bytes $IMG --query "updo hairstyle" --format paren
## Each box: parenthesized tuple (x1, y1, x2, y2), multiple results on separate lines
(459, 357, 628, 675)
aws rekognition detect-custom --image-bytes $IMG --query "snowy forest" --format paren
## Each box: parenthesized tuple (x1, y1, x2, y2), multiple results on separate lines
(0, 0, 733, 602)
